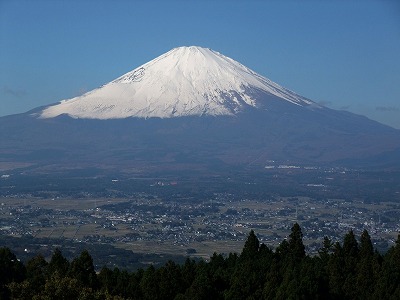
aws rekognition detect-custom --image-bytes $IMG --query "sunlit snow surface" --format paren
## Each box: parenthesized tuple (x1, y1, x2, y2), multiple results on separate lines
(40, 46, 316, 119)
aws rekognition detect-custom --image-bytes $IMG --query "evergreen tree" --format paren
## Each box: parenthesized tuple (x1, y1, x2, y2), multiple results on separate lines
(359, 229, 373, 257)
(343, 230, 359, 258)
(355, 230, 376, 299)
(226, 259, 263, 300)
(181, 258, 197, 291)
(288, 223, 306, 263)
(48, 248, 69, 277)
(275, 265, 297, 300)
(7, 280, 31, 300)
(374, 234, 400, 299)
(298, 257, 327, 299)
(25, 254, 48, 295)
(241, 230, 260, 260)
(38, 273, 83, 299)
(342, 230, 359, 299)
(208, 253, 230, 295)
(227, 231, 270, 299)
(184, 262, 216, 300)
(328, 242, 345, 299)
(318, 236, 333, 263)
(158, 260, 183, 300)
(263, 260, 281, 300)
(275, 239, 290, 261)
(0, 247, 26, 299)
(69, 249, 98, 289)
(97, 266, 114, 295)
(140, 265, 160, 300)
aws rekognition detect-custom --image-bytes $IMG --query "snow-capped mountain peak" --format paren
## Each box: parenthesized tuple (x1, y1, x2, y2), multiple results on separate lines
(40, 46, 316, 119)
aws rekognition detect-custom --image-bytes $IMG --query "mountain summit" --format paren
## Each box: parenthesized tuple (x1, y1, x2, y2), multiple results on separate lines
(40, 46, 316, 119)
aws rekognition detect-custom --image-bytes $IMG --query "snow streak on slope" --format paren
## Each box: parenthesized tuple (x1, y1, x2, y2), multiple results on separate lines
(40, 46, 316, 119)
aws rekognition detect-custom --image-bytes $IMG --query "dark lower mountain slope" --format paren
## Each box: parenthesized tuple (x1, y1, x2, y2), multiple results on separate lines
(1, 96, 400, 175)
(3, 46, 398, 174)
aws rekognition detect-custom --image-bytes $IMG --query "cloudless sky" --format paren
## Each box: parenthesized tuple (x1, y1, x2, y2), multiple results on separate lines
(1, 0, 400, 128)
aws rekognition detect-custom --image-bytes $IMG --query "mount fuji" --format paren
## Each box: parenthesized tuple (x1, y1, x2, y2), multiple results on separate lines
(1, 46, 400, 174)
(39, 46, 315, 120)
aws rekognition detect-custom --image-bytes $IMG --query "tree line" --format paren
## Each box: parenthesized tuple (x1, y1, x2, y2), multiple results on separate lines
(1, 223, 400, 299)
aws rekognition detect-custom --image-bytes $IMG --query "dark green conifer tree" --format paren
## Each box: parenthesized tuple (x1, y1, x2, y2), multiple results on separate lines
(328, 241, 345, 299)
(355, 229, 377, 299)
(181, 257, 197, 292)
(68, 249, 98, 289)
(227, 230, 267, 299)
(158, 260, 183, 300)
(342, 230, 359, 299)
(263, 260, 281, 300)
(241, 230, 260, 260)
(140, 265, 161, 300)
(318, 236, 333, 263)
(97, 266, 114, 295)
(0, 247, 26, 299)
(184, 261, 215, 300)
(48, 248, 69, 277)
(25, 254, 48, 295)
(208, 253, 230, 295)
(288, 223, 306, 263)
(374, 234, 400, 299)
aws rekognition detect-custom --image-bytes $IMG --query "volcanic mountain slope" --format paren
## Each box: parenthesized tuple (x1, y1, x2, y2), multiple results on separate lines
(39, 46, 316, 119)
(1, 46, 400, 173)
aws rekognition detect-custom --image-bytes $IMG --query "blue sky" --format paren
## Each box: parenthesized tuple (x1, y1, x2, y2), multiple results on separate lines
(1, 0, 399, 128)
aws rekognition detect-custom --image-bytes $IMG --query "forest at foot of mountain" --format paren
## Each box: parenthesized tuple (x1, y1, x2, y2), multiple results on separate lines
(2, 223, 400, 300)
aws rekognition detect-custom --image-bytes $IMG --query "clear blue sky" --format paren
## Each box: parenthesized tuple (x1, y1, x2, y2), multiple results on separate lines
(1, 0, 399, 128)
